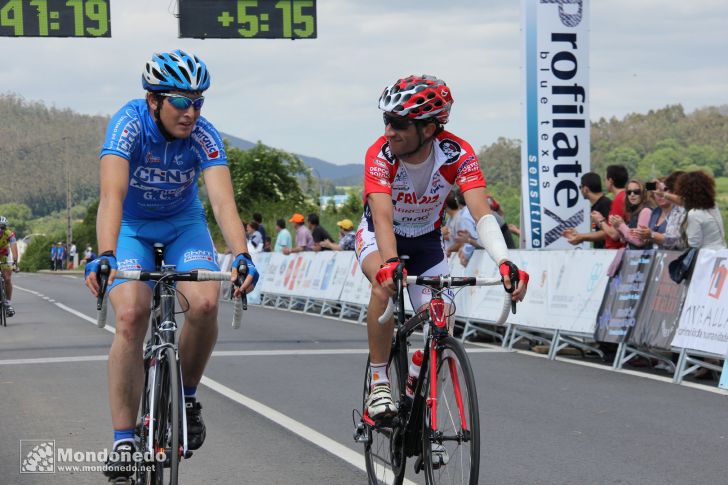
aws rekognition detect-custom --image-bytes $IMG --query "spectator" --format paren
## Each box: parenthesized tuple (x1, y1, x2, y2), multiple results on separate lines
(597, 165, 628, 249)
(283, 213, 314, 254)
(674, 171, 726, 249)
(307, 213, 333, 251)
(443, 193, 462, 256)
(487, 195, 516, 249)
(631, 173, 687, 249)
(320, 219, 356, 251)
(608, 179, 654, 249)
(83, 245, 96, 265)
(563, 172, 612, 248)
(273, 218, 292, 252)
(50, 242, 57, 270)
(68, 241, 77, 269)
(246, 221, 264, 254)
(252, 212, 267, 242)
(54, 242, 66, 270)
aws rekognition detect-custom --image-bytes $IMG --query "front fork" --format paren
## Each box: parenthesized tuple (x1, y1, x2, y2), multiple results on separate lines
(426, 298, 468, 434)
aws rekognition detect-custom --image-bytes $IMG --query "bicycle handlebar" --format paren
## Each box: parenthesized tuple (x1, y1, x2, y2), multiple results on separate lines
(377, 275, 513, 326)
(95, 267, 248, 329)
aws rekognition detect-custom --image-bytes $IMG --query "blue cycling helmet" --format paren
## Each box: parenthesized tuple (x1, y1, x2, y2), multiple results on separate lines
(142, 50, 211, 92)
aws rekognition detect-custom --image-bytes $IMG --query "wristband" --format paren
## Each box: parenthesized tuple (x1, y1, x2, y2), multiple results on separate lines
(384, 257, 400, 264)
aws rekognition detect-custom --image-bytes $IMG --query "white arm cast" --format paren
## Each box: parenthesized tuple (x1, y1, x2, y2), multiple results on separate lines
(476, 214, 509, 264)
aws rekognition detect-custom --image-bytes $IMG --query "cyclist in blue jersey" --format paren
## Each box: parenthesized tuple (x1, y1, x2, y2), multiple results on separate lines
(83, 50, 259, 481)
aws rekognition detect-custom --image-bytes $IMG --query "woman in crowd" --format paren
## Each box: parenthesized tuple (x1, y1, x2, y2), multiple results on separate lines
(631, 172, 687, 249)
(604, 179, 654, 249)
(674, 171, 726, 249)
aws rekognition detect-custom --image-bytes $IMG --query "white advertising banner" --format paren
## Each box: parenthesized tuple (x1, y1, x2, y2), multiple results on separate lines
(521, 0, 590, 249)
(462, 249, 612, 334)
(671, 249, 728, 355)
(339, 255, 371, 306)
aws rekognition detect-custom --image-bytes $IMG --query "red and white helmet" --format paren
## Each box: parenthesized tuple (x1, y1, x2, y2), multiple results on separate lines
(378, 75, 453, 124)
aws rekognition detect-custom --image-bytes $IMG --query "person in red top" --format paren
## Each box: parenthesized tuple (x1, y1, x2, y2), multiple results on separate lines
(593, 165, 628, 249)
(356, 75, 528, 421)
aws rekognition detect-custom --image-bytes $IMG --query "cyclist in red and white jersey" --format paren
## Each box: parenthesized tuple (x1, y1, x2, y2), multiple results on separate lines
(356, 75, 529, 421)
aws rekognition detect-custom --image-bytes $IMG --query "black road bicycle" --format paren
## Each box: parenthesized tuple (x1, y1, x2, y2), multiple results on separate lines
(96, 243, 246, 485)
(354, 264, 514, 485)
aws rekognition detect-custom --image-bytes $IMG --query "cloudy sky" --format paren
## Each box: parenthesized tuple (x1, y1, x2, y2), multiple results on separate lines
(2, 0, 727, 166)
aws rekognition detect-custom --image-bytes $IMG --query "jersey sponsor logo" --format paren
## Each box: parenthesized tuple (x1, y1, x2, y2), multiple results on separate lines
(133, 167, 195, 185)
(145, 152, 161, 164)
(172, 154, 184, 166)
(118, 258, 143, 271)
(458, 175, 481, 185)
(378, 178, 390, 187)
(395, 192, 441, 205)
(194, 127, 221, 159)
(380, 142, 396, 165)
(113, 117, 141, 155)
(373, 159, 388, 169)
(368, 166, 390, 179)
(439, 139, 462, 164)
(183, 249, 214, 263)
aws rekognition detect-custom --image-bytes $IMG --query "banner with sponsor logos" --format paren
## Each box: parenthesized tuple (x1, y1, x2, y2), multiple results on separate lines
(453, 249, 612, 334)
(671, 249, 728, 355)
(628, 251, 688, 349)
(521, 0, 590, 249)
(594, 250, 655, 343)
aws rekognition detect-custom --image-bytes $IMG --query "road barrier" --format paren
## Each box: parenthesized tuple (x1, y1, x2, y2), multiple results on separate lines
(216, 248, 728, 389)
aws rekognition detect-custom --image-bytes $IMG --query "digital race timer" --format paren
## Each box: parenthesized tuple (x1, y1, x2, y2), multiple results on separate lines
(0, 0, 110, 37)
(178, 0, 316, 39)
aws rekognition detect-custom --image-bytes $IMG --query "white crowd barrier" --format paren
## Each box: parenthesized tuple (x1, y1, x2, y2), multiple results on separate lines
(215, 248, 727, 387)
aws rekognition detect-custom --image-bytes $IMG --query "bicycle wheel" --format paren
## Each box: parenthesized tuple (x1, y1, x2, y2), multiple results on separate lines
(149, 346, 180, 485)
(422, 336, 480, 485)
(363, 355, 406, 485)
(0, 278, 6, 327)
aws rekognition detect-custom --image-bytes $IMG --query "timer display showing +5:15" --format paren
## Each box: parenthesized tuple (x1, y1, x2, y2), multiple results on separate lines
(0, 0, 110, 37)
(179, 0, 316, 39)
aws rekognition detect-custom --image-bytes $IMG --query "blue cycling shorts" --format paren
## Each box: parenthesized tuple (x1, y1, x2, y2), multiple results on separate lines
(110, 210, 219, 291)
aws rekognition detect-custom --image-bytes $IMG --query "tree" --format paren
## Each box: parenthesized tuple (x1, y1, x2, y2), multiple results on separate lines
(0, 203, 32, 237)
(477, 137, 520, 187)
(226, 142, 311, 210)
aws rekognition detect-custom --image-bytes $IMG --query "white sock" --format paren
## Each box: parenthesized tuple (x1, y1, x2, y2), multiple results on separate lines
(370, 362, 389, 387)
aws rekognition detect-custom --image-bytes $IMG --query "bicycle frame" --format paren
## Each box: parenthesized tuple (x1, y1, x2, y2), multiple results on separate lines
(142, 261, 189, 459)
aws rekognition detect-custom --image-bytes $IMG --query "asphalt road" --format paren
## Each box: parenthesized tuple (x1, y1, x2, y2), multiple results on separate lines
(1, 272, 727, 485)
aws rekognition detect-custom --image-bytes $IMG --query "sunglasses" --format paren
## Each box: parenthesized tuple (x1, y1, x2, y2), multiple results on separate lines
(159, 93, 205, 110)
(383, 113, 415, 131)
(625, 189, 642, 196)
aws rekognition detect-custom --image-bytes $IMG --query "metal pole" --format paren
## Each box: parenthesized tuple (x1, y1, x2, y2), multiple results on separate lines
(66, 147, 72, 269)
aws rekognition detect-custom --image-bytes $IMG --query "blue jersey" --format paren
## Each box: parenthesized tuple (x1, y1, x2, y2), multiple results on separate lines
(100, 99, 228, 219)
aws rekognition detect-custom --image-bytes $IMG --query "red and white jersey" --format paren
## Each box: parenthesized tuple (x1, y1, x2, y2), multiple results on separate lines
(363, 130, 486, 237)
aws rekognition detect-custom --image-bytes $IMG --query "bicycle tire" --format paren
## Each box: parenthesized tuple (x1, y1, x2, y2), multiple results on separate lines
(363, 355, 406, 485)
(149, 346, 180, 485)
(0, 278, 6, 327)
(422, 336, 480, 485)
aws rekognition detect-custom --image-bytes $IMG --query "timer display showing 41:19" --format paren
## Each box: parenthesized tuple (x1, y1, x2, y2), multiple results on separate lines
(0, 0, 110, 37)
(179, 0, 316, 39)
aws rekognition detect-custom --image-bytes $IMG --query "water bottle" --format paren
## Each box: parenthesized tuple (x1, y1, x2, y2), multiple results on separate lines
(406, 350, 424, 399)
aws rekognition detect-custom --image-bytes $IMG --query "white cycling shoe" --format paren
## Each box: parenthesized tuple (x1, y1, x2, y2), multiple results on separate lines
(366, 383, 397, 422)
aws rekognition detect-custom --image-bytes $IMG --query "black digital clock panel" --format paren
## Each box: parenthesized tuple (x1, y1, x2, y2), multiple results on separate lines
(179, 0, 316, 39)
(0, 0, 110, 37)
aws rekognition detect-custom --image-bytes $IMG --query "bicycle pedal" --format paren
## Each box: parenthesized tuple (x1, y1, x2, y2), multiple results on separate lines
(183, 450, 193, 459)
(109, 478, 134, 485)
(353, 422, 369, 444)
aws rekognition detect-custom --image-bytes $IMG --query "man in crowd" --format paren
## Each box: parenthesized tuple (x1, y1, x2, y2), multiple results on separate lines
(308, 213, 333, 251)
(283, 213, 314, 254)
(273, 218, 292, 252)
(563, 172, 612, 248)
(320, 218, 356, 251)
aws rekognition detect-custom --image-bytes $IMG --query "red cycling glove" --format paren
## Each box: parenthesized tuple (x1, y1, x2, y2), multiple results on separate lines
(376, 260, 407, 285)
(499, 261, 529, 293)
